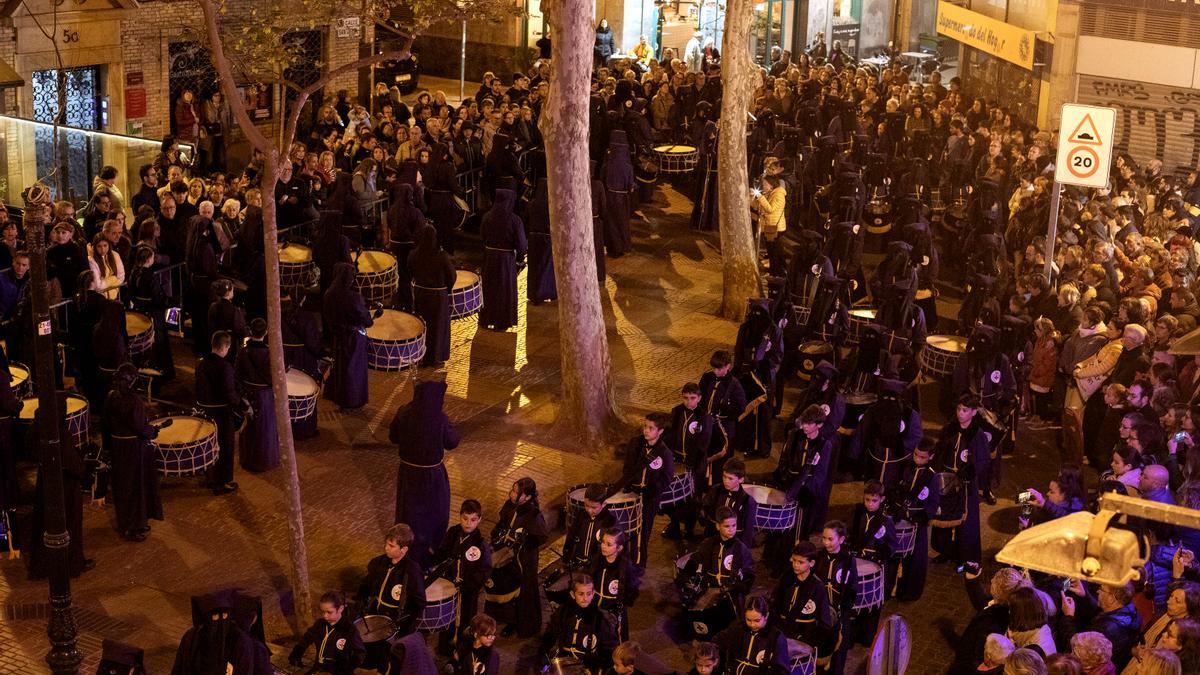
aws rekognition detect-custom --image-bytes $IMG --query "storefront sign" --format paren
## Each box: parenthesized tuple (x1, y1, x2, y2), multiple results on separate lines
(830, 22, 861, 59)
(125, 70, 143, 87)
(935, 2, 1036, 70)
(125, 87, 146, 118)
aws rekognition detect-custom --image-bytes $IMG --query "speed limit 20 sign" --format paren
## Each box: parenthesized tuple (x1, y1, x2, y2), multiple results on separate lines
(1054, 104, 1116, 189)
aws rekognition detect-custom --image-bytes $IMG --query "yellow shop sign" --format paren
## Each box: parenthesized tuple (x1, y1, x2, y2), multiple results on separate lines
(936, 2, 1037, 70)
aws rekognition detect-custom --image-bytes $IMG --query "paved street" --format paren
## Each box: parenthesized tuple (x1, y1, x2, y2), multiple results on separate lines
(0, 184, 1069, 673)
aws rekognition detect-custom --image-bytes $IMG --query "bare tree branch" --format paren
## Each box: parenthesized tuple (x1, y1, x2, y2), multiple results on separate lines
(197, 0, 272, 152)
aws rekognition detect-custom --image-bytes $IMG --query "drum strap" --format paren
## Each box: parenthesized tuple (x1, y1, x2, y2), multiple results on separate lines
(111, 434, 140, 440)
(485, 246, 515, 254)
(413, 283, 448, 291)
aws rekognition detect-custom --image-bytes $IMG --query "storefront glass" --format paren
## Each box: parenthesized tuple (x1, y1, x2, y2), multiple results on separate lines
(959, 46, 1039, 126)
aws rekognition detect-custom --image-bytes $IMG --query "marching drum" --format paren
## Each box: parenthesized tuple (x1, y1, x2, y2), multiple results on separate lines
(892, 520, 917, 557)
(365, 310, 426, 371)
(787, 639, 817, 675)
(450, 270, 483, 319)
(546, 656, 589, 675)
(153, 415, 218, 476)
(846, 308, 877, 346)
(688, 587, 736, 637)
(653, 145, 700, 173)
(920, 334, 967, 377)
(743, 483, 798, 532)
(355, 249, 399, 304)
(659, 467, 695, 508)
(285, 368, 319, 422)
(566, 484, 643, 542)
(9, 362, 31, 398)
(838, 392, 877, 437)
(278, 242, 318, 289)
(19, 394, 89, 449)
(354, 613, 398, 647)
(852, 558, 885, 612)
(126, 311, 155, 358)
(797, 341, 835, 381)
(932, 472, 966, 526)
(416, 578, 459, 632)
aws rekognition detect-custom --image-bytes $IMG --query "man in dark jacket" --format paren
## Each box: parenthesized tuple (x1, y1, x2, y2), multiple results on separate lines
(1060, 581, 1142, 668)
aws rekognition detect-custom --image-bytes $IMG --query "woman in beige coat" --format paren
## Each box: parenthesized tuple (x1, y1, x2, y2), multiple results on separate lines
(753, 174, 787, 275)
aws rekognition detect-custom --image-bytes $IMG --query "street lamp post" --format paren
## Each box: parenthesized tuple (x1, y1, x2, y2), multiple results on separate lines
(460, 18, 467, 104)
(21, 186, 81, 674)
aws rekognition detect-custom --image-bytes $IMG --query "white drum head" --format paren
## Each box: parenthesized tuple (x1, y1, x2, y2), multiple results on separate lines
(426, 578, 457, 602)
(453, 270, 480, 290)
(849, 308, 877, 320)
(744, 483, 788, 506)
(18, 395, 87, 420)
(126, 311, 152, 336)
(926, 334, 967, 353)
(155, 416, 218, 445)
(856, 557, 881, 576)
(365, 310, 426, 342)
(279, 243, 313, 263)
(286, 368, 318, 397)
(356, 250, 397, 274)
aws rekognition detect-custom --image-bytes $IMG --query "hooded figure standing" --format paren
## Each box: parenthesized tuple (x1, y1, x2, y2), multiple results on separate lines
(104, 363, 163, 541)
(171, 591, 256, 675)
(525, 178, 557, 303)
(391, 379, 459, 566)
(602, 130, 635, 257)
(409, 225, 456, 366)
(480, 189, 527, 331)
(323, 262, 373, 410)
(386, 182, 426, 312)
(235, 319, 280, 472)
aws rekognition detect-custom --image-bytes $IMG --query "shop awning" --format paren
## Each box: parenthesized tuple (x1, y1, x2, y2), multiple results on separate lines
(0, 59, 22, 88)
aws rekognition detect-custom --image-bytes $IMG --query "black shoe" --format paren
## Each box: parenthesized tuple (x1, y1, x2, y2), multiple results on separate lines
(81, 559, 96, 572)
(931, 554, 951, 564)
(661, 526, 682, 540)
(982, 492, 997, 505)
(213, 482, 239, 496)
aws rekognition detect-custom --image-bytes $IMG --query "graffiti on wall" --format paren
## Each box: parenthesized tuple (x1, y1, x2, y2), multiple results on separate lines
(1077, 75, 1200, 174)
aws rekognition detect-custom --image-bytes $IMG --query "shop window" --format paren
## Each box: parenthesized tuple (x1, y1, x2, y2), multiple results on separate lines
(32, 66, 101, 203)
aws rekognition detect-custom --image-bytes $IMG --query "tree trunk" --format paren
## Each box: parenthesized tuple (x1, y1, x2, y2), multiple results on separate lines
(539, 0, 620, 449)
(259, 153, 313, 624)
(716, 0, 761, 323)
(197, 0, 312, 624)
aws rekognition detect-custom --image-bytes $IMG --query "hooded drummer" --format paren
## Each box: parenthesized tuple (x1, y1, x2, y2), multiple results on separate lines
(733, 300, 782, 458)
(848, 378, 922, 487)
(951, 325, 1016, 504)
(789, 360, 845, 440)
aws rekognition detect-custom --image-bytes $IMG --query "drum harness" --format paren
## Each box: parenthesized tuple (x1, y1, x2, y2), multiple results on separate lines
(704, 378, 736, 483)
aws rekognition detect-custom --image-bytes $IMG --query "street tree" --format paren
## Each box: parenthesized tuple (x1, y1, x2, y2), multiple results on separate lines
(539, 0, 620, 449)
(716, 0, 761, 322)
(194, 0, 515, 623)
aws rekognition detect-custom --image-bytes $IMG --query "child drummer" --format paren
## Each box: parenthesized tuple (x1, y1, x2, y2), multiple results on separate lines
(666, 382, 713, 540)
(288, 590, 366, 673)
(430, 499, 493, 656)
(562, 483, 615, 570)
(815, 521, 856, 675)
(699, 459, 757, 550)
(610, 412, 674, 568)
(355, 523, 427, 670)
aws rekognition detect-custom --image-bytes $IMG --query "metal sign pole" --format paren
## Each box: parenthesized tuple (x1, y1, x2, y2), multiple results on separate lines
(1044, 181, 1061, 285)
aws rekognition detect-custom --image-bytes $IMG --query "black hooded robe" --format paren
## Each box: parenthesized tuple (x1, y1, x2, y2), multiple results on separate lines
(408, 227, 456, 366)
(236, 338, 280, 472)
(322, 262, 372, 410)
(391, 380, 459, 566)
(525, 178, 557, 303)
(104, 383, 163, 536)
(479, 189, 527, 331)
(602, 131, 635, 256)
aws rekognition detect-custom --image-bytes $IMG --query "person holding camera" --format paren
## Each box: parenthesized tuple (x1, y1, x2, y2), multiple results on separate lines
(751, 175, 787, 275)
(1019, 465, 1087, 529)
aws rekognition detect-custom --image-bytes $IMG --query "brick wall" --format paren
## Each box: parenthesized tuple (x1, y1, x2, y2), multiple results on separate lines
(0, 26, 15, 114)
(116, 0, 372, 144)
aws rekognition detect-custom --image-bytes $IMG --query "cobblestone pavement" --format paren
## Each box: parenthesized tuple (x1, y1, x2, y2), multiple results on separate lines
(0, 184, 1070, 674)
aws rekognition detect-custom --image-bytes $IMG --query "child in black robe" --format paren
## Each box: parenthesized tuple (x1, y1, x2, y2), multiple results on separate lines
(288, 590, 365, 673)
(451, 613, 500, 674)
(486, 477, 548, 638)
(430, 499, 493, 655)
(356, 523, 427, 670)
